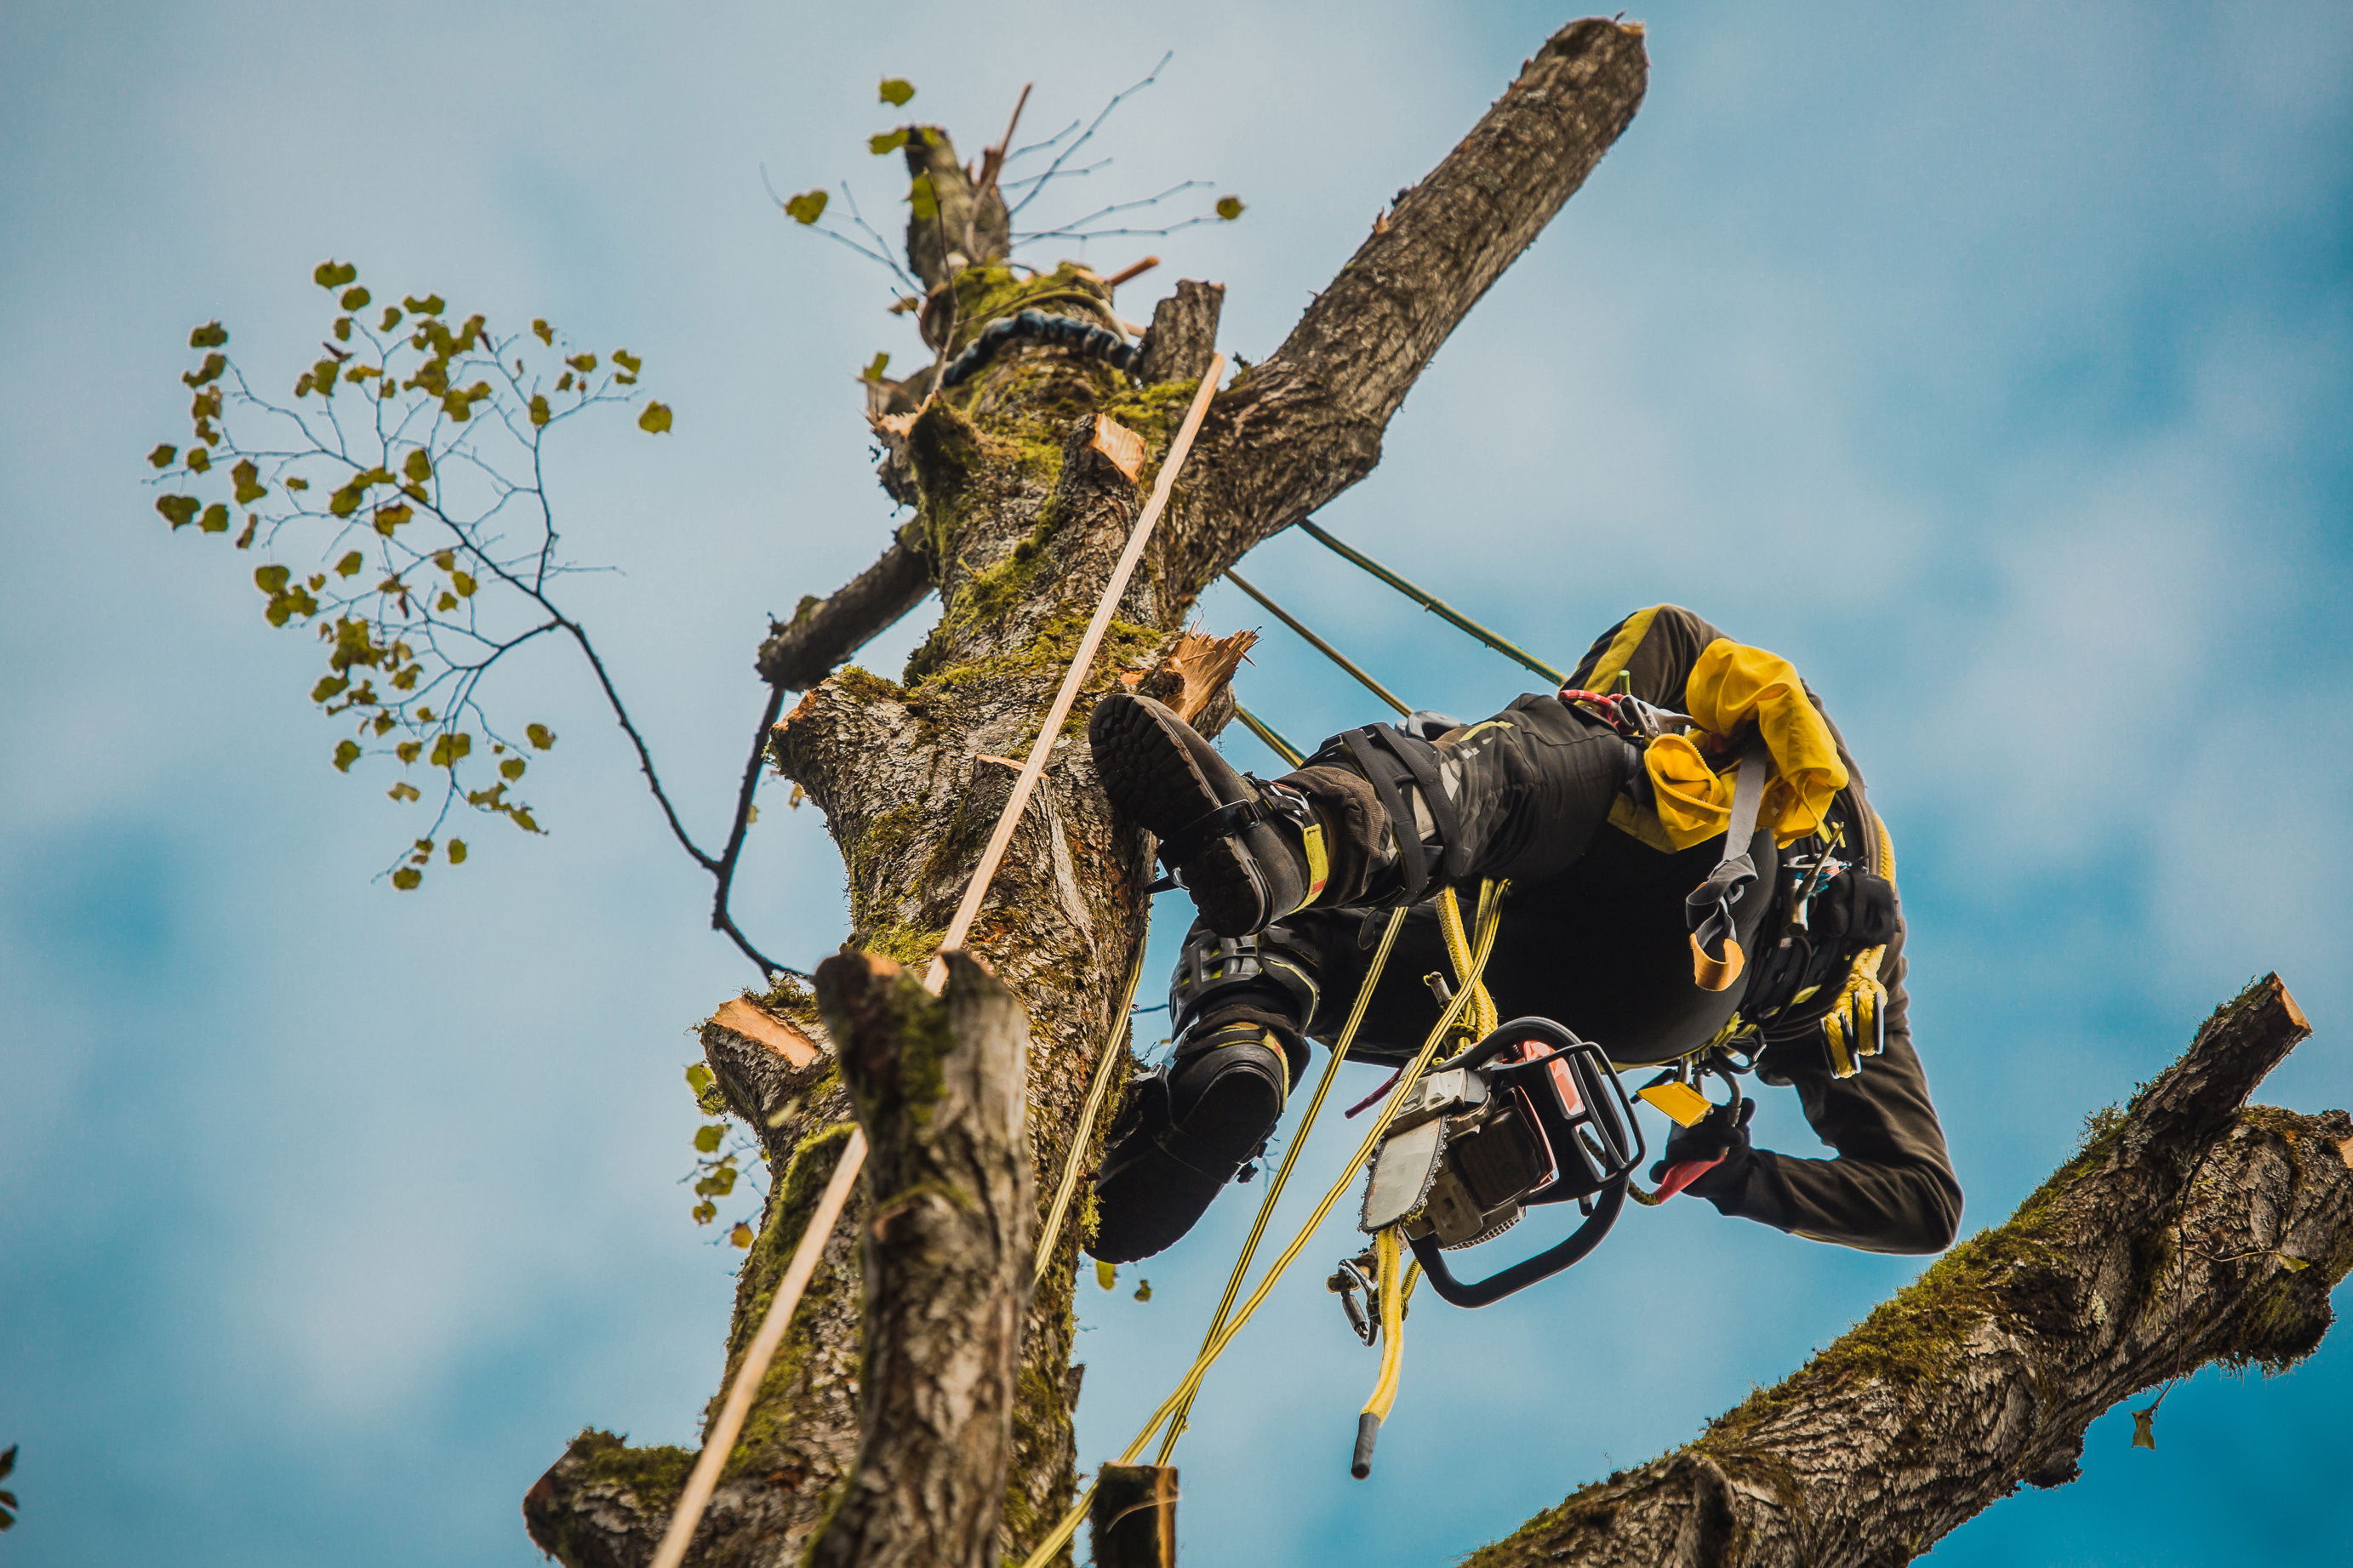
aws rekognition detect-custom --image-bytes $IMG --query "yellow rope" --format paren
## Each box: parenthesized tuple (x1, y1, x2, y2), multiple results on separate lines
(1015, 882, 1508, 1568)
(1152, 905, 1411, 1463)
(1031, 944, 1151, 1278)
(1360, 1223, 1408, 1423)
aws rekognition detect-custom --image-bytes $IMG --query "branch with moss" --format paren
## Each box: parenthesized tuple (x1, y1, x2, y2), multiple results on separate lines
(1464, 974, 2351, 1568)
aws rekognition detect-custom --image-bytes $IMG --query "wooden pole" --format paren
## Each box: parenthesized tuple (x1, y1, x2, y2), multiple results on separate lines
(1089, 1464, 1179, 1567)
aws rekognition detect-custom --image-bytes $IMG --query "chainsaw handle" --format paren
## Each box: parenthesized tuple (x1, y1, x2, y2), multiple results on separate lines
(1407, 1177, 1627, 1308)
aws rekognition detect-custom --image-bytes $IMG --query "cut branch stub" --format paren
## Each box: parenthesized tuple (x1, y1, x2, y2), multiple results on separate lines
(1135, 280, 1224, 385)
(756, 527, 934, 691)
(806, 949, 1034, 1568)
(1465, 974, 2351, 1568)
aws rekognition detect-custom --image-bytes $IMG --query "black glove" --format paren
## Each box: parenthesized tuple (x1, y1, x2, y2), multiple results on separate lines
(1649, 1096, 1756, 1183)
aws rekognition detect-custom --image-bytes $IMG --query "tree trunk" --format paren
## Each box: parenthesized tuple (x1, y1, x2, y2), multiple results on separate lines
(525, 18, 1651, 1566)
(1463, 974, 2353, 1568)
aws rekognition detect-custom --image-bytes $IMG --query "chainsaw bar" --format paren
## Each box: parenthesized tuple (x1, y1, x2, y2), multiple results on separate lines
(1361, 1115, 1447, 1231)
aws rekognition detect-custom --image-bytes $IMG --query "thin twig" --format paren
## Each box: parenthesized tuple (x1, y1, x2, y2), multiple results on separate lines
(1008, 51, 1174, 220)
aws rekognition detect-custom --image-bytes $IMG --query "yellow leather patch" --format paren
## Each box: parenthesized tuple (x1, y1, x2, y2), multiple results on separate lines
(1638, 1080, 1715, 1127)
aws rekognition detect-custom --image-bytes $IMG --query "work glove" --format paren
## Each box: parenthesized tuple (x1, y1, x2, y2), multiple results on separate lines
(1649, 1096, 1756, 1186)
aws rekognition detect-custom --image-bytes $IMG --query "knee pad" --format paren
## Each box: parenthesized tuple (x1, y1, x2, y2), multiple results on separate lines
(1168, 927, 1322, 1050)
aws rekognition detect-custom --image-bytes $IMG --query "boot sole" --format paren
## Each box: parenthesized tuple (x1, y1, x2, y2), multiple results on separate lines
(1089, 1067, 1285, 1263)
(1091, 695, 1271, 938)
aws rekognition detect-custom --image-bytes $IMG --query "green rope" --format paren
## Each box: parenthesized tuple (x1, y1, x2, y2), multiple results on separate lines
(1224, 569, 1412, 717)
(1231, 703, 1305, 768)
(1297, 519, 1566, 686)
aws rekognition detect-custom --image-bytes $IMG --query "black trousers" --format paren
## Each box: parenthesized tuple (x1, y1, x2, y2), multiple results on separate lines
(1208, 692, 1783, 1069)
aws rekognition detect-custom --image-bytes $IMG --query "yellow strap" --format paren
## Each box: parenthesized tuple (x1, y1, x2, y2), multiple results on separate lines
(1019, 882, 1509, 1568)
(1637, 1080, 1713, 1127)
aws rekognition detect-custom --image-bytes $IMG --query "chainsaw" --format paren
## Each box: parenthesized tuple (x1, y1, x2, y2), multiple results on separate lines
(1354, 1017, 1645, 1308)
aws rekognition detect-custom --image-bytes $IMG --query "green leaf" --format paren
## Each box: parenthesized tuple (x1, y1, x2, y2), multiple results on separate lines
(157, 494, 199, 529)
(254, 564, 291, 593)
(389, 781, 421, 802)
(860, 351, 890, 383)
(1215, 194, 1245, 221)
(686, 1063, 716, 1094)
(500, 756, 527, 780)
(197, 503, 228, 533)
(1133, 1278, 1152, 1303)
(311, 675, 349, 704)
(613, 349, 642, 376)
(2131, 1405, 2157, 1450)
(313, 259, 358, 289)
(373, 503, 413, 536)
(403, 294, 446, 316)
(877, 77, 915, 106)
(185, 446, 211, 473)
(637, 402, 672, 434)
(428, 731, 472, 767)
(403, 448, 432, 484)
(231, 459, 267, 505)
(528, 393, 551, 426)
(447, 838, 467, 864)
(868, 128, 909, 156)
(451, 570, 477, 596)
(340, 286, 371, 311)
(333, 316, 351, 342)
(148, 443, 178, 470)
(510, 807, 540, 833)
(525, 723, 556, 750)
(391, 866, 422, 890)
(335, 550, 364, 577)
(396, 740, 422, 763)
(692, 1199, 717, 1224)
(694, 1124, 724, 1154)
(729, 1222, 754, 1249)
(565, 352, 597, 373)
(783, 189, 828, 225)
(380, 305, 403, 331)
(189, 322, 228, 349)
(333, 738, 363, 772)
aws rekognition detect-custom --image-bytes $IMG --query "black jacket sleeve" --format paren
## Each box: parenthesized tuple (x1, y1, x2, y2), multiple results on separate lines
(1684, 936, 1962, 1255)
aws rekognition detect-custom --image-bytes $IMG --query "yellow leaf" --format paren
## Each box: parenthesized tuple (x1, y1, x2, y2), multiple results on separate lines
(637, 402, 672, 434)
(783, 189, 827, 225)
(528, 394, 551, 427)
(877, 77, 915, 106)
(447, 839, 467, 864)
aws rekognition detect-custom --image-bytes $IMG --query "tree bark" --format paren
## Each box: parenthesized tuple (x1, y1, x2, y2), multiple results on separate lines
(1464, 974, 2353, 1568)
(804, 950, 1032, 1568)
(526, 17, 1651, 1567)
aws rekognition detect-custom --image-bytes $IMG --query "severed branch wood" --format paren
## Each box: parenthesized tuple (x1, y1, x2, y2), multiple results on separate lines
(755, 527, 934, 691)
(804, 950, 1034, 1568)
(1463, 973, 2353, 1568)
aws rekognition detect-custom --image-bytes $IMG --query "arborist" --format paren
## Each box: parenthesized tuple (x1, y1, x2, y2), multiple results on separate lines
(1085, 603, 1962, 1267)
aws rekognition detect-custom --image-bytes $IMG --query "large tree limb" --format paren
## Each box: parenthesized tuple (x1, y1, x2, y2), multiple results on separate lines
(806, 950, 1033, 1568)
(1179, 17, 1649, 588)
(1465, 975, 2351, 1568)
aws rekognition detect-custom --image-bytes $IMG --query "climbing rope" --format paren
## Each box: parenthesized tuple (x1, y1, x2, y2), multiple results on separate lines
(1016, 881, 1507, 1568)
(1152, 905, 1411, 1463)
(1031, 944, 1150, 1278)
(1231, 702, 1305, 767)
(1224, 568, 1413, 717)
(650, 357, 1226, 1568)
(940, 307, 1139, 389)
(1296, 520, 1567, 686)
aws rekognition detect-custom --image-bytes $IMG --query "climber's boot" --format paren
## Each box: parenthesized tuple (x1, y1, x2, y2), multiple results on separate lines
(1088, 1021, 1304, 1263)
(1089, 692, 1325, 938)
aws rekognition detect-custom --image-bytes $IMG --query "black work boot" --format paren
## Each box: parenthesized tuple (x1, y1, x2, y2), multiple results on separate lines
(1090, 692, 1323, 938)
(1088, 1022, 1302, 1263)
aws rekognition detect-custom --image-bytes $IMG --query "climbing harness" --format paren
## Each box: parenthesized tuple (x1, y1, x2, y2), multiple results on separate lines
(939, 306, 1139, 388)
(651, 356, 1228, 1568)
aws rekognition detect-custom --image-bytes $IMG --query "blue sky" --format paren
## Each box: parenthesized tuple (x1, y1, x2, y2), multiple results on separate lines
(2, 2, 2348, 1564)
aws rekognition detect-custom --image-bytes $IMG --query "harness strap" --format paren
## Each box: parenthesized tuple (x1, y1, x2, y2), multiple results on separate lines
(1343, 726, 1432, 899)
(1685, 746, 1769, 991)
